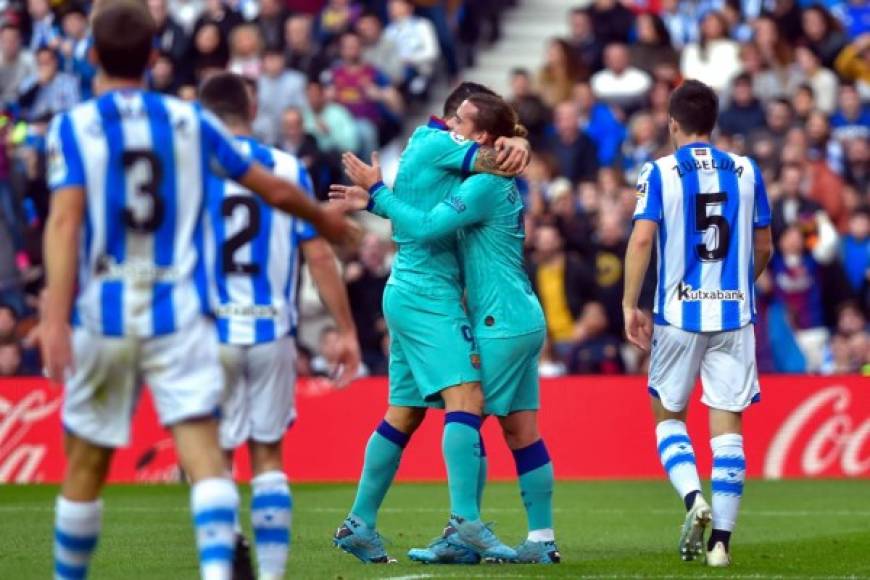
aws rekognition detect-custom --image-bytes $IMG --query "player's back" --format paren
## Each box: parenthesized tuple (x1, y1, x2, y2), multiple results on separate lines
(48, 89, 250, 337)
(635, 143, 770, 333)
(204, 136, 316, 345)
(456, 173, 544, 338)
(388, 124, 478, 299)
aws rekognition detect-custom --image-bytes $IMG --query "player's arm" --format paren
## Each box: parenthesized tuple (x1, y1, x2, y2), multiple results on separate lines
(753, 227, 772, 280)
(473, 137, 531, 176)
(302, 237, 361, 388)
(622, 162, 662, 351)
(751, 159, 773, 280)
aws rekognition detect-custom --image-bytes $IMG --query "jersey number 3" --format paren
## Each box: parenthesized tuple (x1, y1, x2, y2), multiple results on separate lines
(695, 192, 730, 261)
(222, 196, 261, 275)
(123, 151, 164, 233)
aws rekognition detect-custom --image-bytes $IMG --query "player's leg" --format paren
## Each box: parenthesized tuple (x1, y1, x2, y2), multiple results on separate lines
(441, 381, 485, 523)
(648, 324, 711, 561)
(53, 329, 136, 580)
(242, 337, 298, 580)
(146, 318, 239, 580)
(700, 324, 760, 567)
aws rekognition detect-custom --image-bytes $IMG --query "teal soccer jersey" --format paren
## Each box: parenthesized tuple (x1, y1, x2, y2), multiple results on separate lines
(373, 172, 546, 416)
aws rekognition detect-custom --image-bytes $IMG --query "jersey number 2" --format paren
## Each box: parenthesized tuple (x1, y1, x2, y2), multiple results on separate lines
(695, 192, 730, 261)
(123, 151, 164, 233)
(222, 196, 261, 275)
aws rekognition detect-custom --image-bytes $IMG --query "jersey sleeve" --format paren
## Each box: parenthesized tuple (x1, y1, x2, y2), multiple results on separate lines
(373, 175, 494, 242)
(198, 107, 253, 181)
(632, 162, 663, 223)
(427, 128, 480, 174)
(46, 113, 85, 192)
(274, 151, 318, 242)
(751, 159, 772, 228)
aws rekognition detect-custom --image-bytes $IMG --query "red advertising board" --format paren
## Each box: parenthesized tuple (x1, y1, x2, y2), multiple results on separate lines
(0, 376, 867, 483)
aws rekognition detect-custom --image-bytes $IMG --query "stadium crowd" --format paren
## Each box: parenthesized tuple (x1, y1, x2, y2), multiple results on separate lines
(0, 0, 868, 377)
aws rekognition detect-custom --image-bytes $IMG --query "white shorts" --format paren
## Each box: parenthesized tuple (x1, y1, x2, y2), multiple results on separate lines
(648, 323, 761, 413)
(63, 317, 224, 448)
(218, 336, 297, 450)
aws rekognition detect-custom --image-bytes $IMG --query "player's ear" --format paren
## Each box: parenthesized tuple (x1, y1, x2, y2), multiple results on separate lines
(147, 48, 159, 70)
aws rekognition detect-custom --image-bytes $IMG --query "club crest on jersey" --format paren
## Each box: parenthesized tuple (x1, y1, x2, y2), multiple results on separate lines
(677, 282, 746, 302)
(449, 131, 468, 144)
(470, 353, 481, 369)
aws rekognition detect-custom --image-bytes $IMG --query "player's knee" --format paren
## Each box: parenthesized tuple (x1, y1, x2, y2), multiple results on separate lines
(384, 406, 426, 434)
(249, 440, 284, 476)
(63, 436, 113, 500)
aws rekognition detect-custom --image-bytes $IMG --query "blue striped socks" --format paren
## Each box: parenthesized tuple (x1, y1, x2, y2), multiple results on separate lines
(251, 471, 292, 580)
(443, 411, 482, 521)
(711, 433, 745, 541)
(513, 439, 555, 540)
(655, 420, 702, 507)
(350, 420, 409, 528)
(191, 477, 239, 580)
(53, 497, 101, 580)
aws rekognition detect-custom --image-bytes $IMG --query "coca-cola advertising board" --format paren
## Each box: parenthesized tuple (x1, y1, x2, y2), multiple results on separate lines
(0, 376, 867, 483)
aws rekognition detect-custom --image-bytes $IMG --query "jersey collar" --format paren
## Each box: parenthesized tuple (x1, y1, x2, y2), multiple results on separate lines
(678, 141, 712, 151)
(427, 115, 448, 131)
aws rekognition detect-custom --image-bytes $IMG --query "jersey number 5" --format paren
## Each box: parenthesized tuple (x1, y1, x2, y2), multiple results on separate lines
(123, 150, 164, 233)
(695, 192, 730, 261)
(222, 196, 261, 275)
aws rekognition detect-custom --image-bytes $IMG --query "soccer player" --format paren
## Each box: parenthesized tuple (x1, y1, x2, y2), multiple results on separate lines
(198, 72, 361, 580)
(335, 92, 559, 564)
(331, 83, 529, 564)
(622, 80, 773, 567)
(40, 3, 354, 579)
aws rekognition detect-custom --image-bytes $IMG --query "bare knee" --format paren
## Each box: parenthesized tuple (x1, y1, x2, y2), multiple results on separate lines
(709, 409, 742, 438)
(62, 434, 114, 501)
(171, 417, 226, 483)
(499, 411, 540, 450)
(384, 405, 426, 434)
(651, 396, 688, 423)
(441, 382, 484, 415)
(249, 440, 284, 476)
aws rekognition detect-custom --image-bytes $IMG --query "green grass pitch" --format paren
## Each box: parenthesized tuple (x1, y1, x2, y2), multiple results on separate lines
(2, 480, 868, 579)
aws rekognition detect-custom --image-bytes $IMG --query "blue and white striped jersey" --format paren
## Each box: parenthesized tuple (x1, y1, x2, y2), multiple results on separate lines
(46, 89, 252, 338)
(633, 143, 772, 333)
(203, 136, 317, 346)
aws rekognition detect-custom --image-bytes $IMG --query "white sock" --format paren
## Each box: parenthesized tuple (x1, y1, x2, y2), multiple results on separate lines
(527, 528, 555, 542)
(191, 477, 239, 580)
(656, 420, 702, 502)
(711, 433, 745, 531)
(251, 471, 292, 578)
(54, 496, 102, 580)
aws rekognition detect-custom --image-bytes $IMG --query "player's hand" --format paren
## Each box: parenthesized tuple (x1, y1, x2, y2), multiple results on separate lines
(331, 330, 362, 389)
(40, 322, 73, 384)
(328, 184, 371, 211)
(494, 136, 531, 175)
(315, 203, 363, 248)
(623, 306, 653, 351)
(343, 151, 381, 190)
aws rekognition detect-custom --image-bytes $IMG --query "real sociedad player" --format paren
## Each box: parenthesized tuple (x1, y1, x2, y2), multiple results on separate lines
(40, 2, 355, 579)
(622, 80, 773, 568)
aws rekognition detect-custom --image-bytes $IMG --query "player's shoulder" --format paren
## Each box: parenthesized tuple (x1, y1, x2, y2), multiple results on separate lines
(713, 147, 761, 182)
(465, 172, 511, 190)
(267, 145, 304, 175)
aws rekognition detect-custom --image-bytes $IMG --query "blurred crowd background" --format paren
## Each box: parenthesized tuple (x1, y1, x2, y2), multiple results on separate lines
(0, 0, 867, 378)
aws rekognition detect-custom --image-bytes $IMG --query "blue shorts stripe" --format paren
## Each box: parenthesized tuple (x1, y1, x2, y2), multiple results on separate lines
(251, 493, 291, 511)
(199, 545, 234, 563)
(712, 480, 744, 495)
(376, 420, 410, 449)
(54, 529, 98, 552)
(253, 527, 290, 545)
(656, 434, 691, 456)
(648, 386, 660, 399)
(512, 439, 551, 475)
(193, 508, 235, 527)
(444, 411, 482, 430)
(55, 561, 87, 580)
(751, 392, 761, 404)
(713, 456, 746, 470)
(663, 452, 696, 472)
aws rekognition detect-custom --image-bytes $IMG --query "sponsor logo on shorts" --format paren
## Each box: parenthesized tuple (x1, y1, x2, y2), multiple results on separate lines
(470, 354, 481, 369)
(677, 282, 745, 302)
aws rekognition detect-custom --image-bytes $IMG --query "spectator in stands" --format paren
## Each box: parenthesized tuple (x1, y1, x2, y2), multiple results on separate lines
(278, 106, 323, 185)
(168, 0, 205, 34)
(587, 0, 634, 46)
(384, 0, 439, 100)
(357, 10, 403, 85)
(254, 47, 307, 146)
(326, 31, 402, 152)
(680, 11, 741, 94)
(17, 47, 80, 121)
(26, 0, 60, 52)
(619, 111, 660, 184)
(549, 177, 594, 258)
(284, 14, 331, 80)
(841, 208, 869, 306)
(527, 224, 598, 360)
(573, 80, 625, 168)
(256, 0, 289, 51)
(719, 73, 766, 138)
(800, 4, 847, 69)
(195, 0, 243, 43)
(567, 7, 602, 73)
(843, 136, 869, 194)
(590, 210, 628, 338)
(771, 163, 840, 263)
(590, 43, 651, 116)
(791, 44, 838, 115)
(0, 24, 35, 105)
(831, 83, 870, 143)
(0, 341, 21, 376)
(825, 302, 869, 374)
(834, 33, 870, 100)
(345, 233, 390, 374)
(191, 21, 229, 79)
(0, 222, 23, 313)
(149, 0, 190, 79)
(792, 83, 816, 125)
(629, 13, 678, 76)
(148, 51, 182, 94)
(751, 98, 795, 152)
(769, 225, 830, 372)
(317, 0, 361, 47)
(807, 110, 845, 177)
(746, 16, 801, 102)
(58, 6, 95, 100)
(659, 0, 697, 50)
(567, 301, 623, 374)
(508, 68, 551, 149)
(543, 100, 598, 185)
(302, 78, 359, 156)
(228, 24, 263, 78)
(538, 38, 586, 108)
